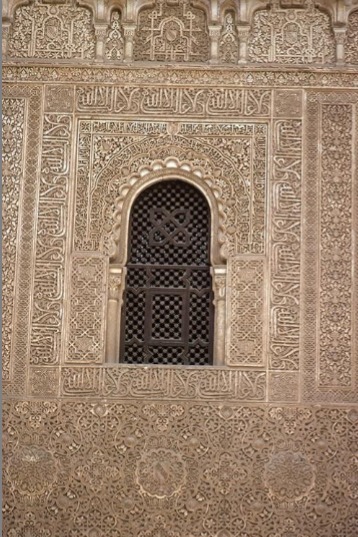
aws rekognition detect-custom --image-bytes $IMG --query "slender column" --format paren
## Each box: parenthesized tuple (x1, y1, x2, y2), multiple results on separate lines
(94, 25, 108, 61)
(212, 266, 227, 366)
(333, 27, 347, 65)
(208, 25, 221, 64)
(106, 267, 126, 363)
(237, 25, 250, 64)
(123, 24, 136, 62)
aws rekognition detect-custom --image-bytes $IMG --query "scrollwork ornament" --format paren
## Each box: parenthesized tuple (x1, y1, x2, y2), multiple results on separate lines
(219, 12, 239, 64)
(248, 2, 335, 64)
(105, 11, 124, 61)
(8, 1, 96, 60)
(346, 11, 358, 64)
(133, 0, 209, 62)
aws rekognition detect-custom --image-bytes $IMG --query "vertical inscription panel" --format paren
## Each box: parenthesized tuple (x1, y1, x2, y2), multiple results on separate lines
(66, 253, 108, 363)
(30, 113, 72, 366)
(226, 258, 265, 366)
(270, 118, 302, 371)
(303, 92, 358, 403)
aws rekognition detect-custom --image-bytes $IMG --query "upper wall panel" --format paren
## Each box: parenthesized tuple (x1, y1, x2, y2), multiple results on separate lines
(247, 3, 335, 64)
(7, 1, 96, 59)
(2, 0, 357, 65)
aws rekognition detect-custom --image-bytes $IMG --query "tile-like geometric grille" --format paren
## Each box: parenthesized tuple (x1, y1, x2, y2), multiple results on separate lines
(120, 180, 214, 365)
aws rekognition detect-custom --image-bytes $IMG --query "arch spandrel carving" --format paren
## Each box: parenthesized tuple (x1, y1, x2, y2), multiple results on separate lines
(74, 122, 267, 260)
(111, 159, 226, 265)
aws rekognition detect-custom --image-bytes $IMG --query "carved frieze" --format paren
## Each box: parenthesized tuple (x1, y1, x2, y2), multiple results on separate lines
(61, 367, 266, 400)
(3, 65, 358, 88)
(75, 86, 271, 117)
(269, 116, 302, 371)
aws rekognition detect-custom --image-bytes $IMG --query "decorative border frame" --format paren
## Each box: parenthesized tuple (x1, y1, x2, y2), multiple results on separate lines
(2, 85, 43, 396)
(302, 90, 358, 403)
(3, 65, 358, 88)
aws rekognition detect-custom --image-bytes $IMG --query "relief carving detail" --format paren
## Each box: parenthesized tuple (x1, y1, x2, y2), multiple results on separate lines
(346, 10, 358, 64)
(3, 401, 358, 536)
(8, 0, 96, 59)
(134, 0, 209, 62)
(248, 1, 335, 64)
(2, 98, 26, 384)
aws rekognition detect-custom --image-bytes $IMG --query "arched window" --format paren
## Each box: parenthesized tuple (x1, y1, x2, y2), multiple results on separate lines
(119, 180, 214, 365)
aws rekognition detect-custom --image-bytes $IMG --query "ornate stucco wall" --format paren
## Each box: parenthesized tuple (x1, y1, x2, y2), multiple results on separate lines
(2, 1, 358, 536)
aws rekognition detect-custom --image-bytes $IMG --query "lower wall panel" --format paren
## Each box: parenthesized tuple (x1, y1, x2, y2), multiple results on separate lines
(3, 399, 357, 537)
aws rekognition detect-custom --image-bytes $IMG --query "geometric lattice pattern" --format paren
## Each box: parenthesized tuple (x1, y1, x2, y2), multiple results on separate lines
(151, 294, 184, 340)
(227, 258, 264, 366)
(66, 254, 108, 363)
(121, 180, 213, 365)
(128, 180, 211, 266)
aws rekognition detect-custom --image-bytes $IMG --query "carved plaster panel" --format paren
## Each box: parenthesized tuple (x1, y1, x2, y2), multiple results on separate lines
(2, 49, 358, 537)
(248, 2, 335, 64)
(105, 10, 124, 61)
(226, 258, 266, 366)
(30, 112, 72, 366)
(302, 91, 358, 403)
(7, 0, 96, 59)
(2, 85, 42, 397)
(3, 400, 358, 536)
(133, 0, 210, 62)
(66, 253, 108, 363)
(219, 11, 239, 64)
(346, 10, 358, 64)
(2, 97, 26, 384)
(61, 367, 266, 400)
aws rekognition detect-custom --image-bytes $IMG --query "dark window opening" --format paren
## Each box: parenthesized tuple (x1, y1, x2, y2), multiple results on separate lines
(120, 180, 214, 365)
